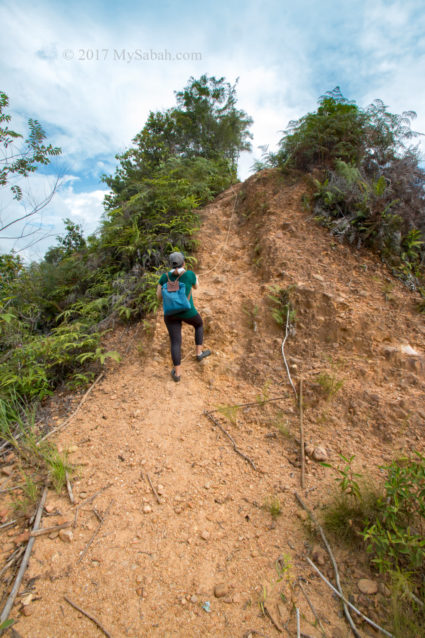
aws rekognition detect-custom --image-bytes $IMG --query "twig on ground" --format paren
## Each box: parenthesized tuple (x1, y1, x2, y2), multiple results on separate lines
(299, 379, 305, 489)
(93, 508, 103, 523)
(296, 607, 301, 638)
(73, 484, 112, 528)
(307, 558, 393, 638)
(297, 580, 327, 637)
(31, 522, 71, 537)
(65, 472, 74, 505)
(145, 473, 161, 504)
(0, 547, 25, 580)
(0, 484, 24, 494)
(0, 519, 17, 530)
(295, 493, 360, 638)
(77, 500, 113, 564)
(0, 486, 48, 626)
(204, 411, 258, 471)
(207, 395, 289, 413)
(39, 372, 104, 442)
(263, 603, 283, 633)
(64, 596, 112, 638)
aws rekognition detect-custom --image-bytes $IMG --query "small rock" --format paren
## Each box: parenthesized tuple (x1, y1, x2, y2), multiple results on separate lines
(358, 579, 378, 595)
(143, 505, 152, 514)
(180, 597, 187, 605)
(1, 466, 13, 476)
(214, 583, 228, 598)
(21, 593, 33, 606)
(200, 530, 210, 541)
(44, 504, 55, 514)
(68, 445, 78, 453)
(49, 531, 59, 540)
(232, 593, 241, 603)
(190, 595, 198, 603)
(304, 444, 315, 458)
(21, 605, 34, 616)
(312, 446, 328, 462)
(312, 544, 327, 566)
(312, 274, 324, 282)
(59, 529, 73, 543)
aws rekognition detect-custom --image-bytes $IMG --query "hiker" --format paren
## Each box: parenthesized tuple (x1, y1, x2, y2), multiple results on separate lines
(157, 252, 211, 382)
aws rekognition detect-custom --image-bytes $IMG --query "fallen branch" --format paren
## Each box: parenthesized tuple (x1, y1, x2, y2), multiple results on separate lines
(299, 379, 305, 489)
(73, 484, 112, 528)
(0, 519, 17, 530)
(263, 603, 283, 633)
(295, 493, 360, 638)
(65, 472, 74, 505)
(145, 474, 160, 504)
(207, 395, 289, 413)
(307, 558, 393, 638)
(31, 522, 71, 537)
(281, 308, 297, 398)
(296, 607, 301, 638)
(39, 372, 104, 442)
(204, 411, 258, 471)
(297, 580, 327, 637)
(0, 547, 25, 580)
(0, 486, 48, 626)
(77, 500, 113, 564)
(64, 595, 112, 638)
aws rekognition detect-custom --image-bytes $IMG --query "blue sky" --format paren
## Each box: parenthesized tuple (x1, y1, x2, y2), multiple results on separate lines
(1, 0, 424, 259)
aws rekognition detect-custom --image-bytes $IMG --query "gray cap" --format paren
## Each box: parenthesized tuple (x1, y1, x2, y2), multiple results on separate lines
(169, 252, 185, 268)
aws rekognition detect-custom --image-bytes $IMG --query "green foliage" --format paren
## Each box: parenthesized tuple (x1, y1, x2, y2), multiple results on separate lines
(263, 495, 281, 519)
(362, 453, 425, 574)
(316, 371, 344, 400)
(322, 454, 362, 500)
(0, 91, 61, 201)
(268, 285, 296, 327)
(269, 87, 425, 283)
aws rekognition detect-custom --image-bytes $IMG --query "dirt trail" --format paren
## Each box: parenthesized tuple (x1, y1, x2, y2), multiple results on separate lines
(6, 171, 425, 637)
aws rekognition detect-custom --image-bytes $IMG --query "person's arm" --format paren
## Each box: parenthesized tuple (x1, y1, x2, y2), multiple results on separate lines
(156, 284, 162, 300)
(192, 273, 199, 289)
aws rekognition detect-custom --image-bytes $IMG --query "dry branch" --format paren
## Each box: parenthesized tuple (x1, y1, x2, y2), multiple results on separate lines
(297, 580, 327, 637)
(77, 500, 113, 564)
(145, 473, 160, 504)
(204, 411, 258, 471)
(0, 486, 48, 625)
(73, 483, 112, 528)
(31, 522, 71, 537)
(307, 558, 393, 638)
(299, 379, 305, 489)
(64, 596, 112, 638)
(65, 472, 74, 504)
(295, 493, 360, 638)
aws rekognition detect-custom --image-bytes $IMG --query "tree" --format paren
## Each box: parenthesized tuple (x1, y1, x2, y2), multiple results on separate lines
(0, 91, 62, 247)
(103, 75, 252, 209)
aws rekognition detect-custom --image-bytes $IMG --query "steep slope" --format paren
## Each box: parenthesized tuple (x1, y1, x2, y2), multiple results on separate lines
(4, 169, 425, 637)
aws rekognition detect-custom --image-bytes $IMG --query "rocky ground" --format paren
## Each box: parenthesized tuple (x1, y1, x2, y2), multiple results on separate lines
(1, 169, 424, 637)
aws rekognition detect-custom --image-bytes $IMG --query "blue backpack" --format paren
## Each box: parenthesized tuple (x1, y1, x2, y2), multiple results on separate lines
(162, 272, 192, 315)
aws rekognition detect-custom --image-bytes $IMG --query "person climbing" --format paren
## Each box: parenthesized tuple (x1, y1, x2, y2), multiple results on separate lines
(157, 252, 211, 382)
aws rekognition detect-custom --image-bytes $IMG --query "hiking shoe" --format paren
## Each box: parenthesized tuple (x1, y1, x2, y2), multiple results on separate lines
(196, 349, 211, 362)
(171, 369, 181, 382)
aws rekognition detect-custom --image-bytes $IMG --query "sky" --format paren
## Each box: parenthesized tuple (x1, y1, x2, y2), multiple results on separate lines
(1, 0, 424, 260)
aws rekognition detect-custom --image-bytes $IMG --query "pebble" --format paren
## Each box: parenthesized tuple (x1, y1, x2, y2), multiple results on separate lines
(358, 579, 378, 595)
(190, 595, 198, 603)
(68, 445, 78, 453)
(312, 545, 327, 566)
(200, 530, 210, 541)
(1, 466, 13, 476)
(312, 446, 328, 462)
(21, 605, 34, 617)
(378, 582, 391, 597)
(143, 505, 152, 514)
(214, 583, 228, 598)
(59, 529, 73, 543)
(21, 594, 33, 606)
(44, 504, 55, 514)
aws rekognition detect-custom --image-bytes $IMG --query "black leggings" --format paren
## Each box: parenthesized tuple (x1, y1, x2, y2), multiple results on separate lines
(164, 313, 203, 366)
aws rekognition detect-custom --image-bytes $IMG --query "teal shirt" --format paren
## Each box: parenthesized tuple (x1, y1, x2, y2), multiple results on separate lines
(159, 270, 198, 319)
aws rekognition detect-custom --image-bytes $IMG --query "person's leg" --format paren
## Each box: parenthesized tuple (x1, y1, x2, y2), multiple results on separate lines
(164, 316, 182, 377)
(183, 314, 210, 359)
